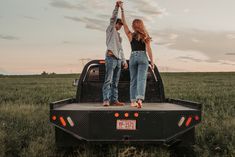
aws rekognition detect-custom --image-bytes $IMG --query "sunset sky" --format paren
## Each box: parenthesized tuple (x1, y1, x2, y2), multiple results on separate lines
(0, 0, 235, 74)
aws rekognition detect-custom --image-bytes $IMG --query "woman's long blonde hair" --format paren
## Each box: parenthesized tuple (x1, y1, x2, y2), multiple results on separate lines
(132, 19, 151, 43)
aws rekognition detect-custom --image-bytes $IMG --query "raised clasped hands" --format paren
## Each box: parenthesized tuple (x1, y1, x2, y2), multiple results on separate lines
(116, 1, 123, 8)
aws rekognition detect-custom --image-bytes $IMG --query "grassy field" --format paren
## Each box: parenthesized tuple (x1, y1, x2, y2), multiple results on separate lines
(0, 73, 234, 157)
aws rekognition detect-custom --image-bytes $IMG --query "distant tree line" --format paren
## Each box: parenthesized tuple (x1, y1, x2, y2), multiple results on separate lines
(41, 71, 56, 76)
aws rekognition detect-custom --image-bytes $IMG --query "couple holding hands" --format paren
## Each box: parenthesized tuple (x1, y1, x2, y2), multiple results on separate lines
(102, 1, 154, 108)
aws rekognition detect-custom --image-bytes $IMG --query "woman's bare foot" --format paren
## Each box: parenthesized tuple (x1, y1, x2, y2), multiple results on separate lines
(137, 99, 143, 108)
(130, 102, 138, 107)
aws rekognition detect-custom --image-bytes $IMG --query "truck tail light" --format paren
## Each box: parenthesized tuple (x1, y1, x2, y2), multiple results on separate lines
(114, 113, 119, 118)
(52, 115, 56, 121)
(124, 113, 129, 118)
(67, 117, 74, 127)
(178, 116, 185, 127)
(195, 115, 199, 121)
(134, 112, 139, 117)
(185, 117, 192, 127)
(59, 117, 66, 127)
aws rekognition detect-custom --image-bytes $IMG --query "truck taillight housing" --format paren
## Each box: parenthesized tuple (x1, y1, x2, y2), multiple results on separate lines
(52, 115, 56, 121)
(195, 115, 199, 121)
(124, 113, 129, 118)
(178, 116, 185, 127)
(114, 113, 119, 117)
(59, 117, 67, 127)
(67, 117, 74, 127)
(185, 117, 192, 127)
(134, 112, 139, 117)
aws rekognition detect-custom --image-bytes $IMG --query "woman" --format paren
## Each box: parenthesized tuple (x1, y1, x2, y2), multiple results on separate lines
(119, 2, 154, 108)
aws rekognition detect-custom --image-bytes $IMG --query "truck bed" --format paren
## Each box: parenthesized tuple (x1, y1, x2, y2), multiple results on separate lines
(53, 102, 197, 111)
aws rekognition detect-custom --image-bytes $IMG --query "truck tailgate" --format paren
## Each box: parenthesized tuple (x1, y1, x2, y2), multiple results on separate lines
(50, 102, 201, 142)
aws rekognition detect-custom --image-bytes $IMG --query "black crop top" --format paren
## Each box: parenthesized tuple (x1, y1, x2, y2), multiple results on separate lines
(130, 37, 146, 51)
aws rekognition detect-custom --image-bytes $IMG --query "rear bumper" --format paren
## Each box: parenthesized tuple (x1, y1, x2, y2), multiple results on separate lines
(50, 105, 201, 143)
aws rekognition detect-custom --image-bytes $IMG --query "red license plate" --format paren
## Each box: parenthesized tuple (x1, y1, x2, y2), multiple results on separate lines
(116, 120, 136, 130)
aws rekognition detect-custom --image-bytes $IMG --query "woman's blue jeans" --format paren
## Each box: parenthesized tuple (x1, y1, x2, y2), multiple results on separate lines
(129, 51, 149, 102)
(102, 56, 122, 102)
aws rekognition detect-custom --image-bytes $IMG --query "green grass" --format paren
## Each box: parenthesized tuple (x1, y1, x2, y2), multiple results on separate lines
(0, 73, 234, 157)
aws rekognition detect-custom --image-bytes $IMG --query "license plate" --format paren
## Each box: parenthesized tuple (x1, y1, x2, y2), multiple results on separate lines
(116, 120, 136, 130)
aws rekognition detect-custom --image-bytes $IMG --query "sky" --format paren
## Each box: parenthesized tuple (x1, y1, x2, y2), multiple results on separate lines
(0, 0, 235, 74)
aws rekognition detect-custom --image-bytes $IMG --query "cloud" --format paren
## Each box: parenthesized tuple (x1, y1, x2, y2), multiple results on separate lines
(225, 53, 235, 56)
(177, 56, 205, 62)
(177, 56, 235, 67)
(0, 34, 19, 40)
(49, 0, 168, 32)
(62, 41, 76, 44)
(219, 60, 235, 66)
(61, 40, 83, 45)
(22, 16, 39, 20)
(227, 34, 235, 39)
(49, 0, 84, 10)
(133, 0, 168, 17)
(183, 9, 190, 13)
(153, 29, 235, 63)
(158, 66, 187, 72)
(64, 16, 107, 31)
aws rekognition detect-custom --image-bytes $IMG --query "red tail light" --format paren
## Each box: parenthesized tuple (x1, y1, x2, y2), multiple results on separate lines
(52, 115, 56, 121)
(195, 115, 199, 121)
(124, 113, 129, 118)
(114, 113, 119, 118)
(59, 117, 66, 127)
(134, 112, 139, 117)
(185, 117, 192, 127)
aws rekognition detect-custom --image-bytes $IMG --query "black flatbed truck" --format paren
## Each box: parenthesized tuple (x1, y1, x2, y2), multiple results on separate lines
(50, 60, 202, 147)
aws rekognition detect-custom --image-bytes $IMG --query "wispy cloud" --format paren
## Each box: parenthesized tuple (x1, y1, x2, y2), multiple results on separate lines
(227, 34, 235, 39)
(177, 56, 205, 62)
(49, 0, 84, 10)
(225, 53, 235, 56)
(158, 65, 187, 72)
(64, 16, 106, 31)
(133, 0, 168, 17)
(177, 56, 235, 67)
(154, 29, 235, 63)
(50, 0, 168, 31)
(0, 34, 19, 40)
(22, 16, 39, 20)
(219, 60, 235, 66)
(61, 41, 80, 44)
(183, 9, 190, 13)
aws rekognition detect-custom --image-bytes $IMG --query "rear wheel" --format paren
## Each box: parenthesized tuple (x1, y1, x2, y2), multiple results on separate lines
(168, 128, 196, 157)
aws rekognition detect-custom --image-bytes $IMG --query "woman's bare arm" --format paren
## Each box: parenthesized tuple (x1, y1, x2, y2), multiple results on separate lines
(146, 40, 154, 69)
(119, 2, 132, 41)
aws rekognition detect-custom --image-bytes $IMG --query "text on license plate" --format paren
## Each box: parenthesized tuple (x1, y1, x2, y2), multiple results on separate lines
(116, 120, 136, 130)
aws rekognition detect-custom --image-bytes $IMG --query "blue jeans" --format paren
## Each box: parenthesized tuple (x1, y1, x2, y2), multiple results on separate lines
(102, 56, 122, 102)
(129, 51, 149, 102)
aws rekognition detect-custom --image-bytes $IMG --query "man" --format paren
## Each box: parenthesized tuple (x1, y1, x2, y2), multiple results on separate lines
(102, 1, 128, 107)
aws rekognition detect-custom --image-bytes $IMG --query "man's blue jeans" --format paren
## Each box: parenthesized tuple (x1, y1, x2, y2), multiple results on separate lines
(129, 51, 149, 102)
(102, 56, 122, 102)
